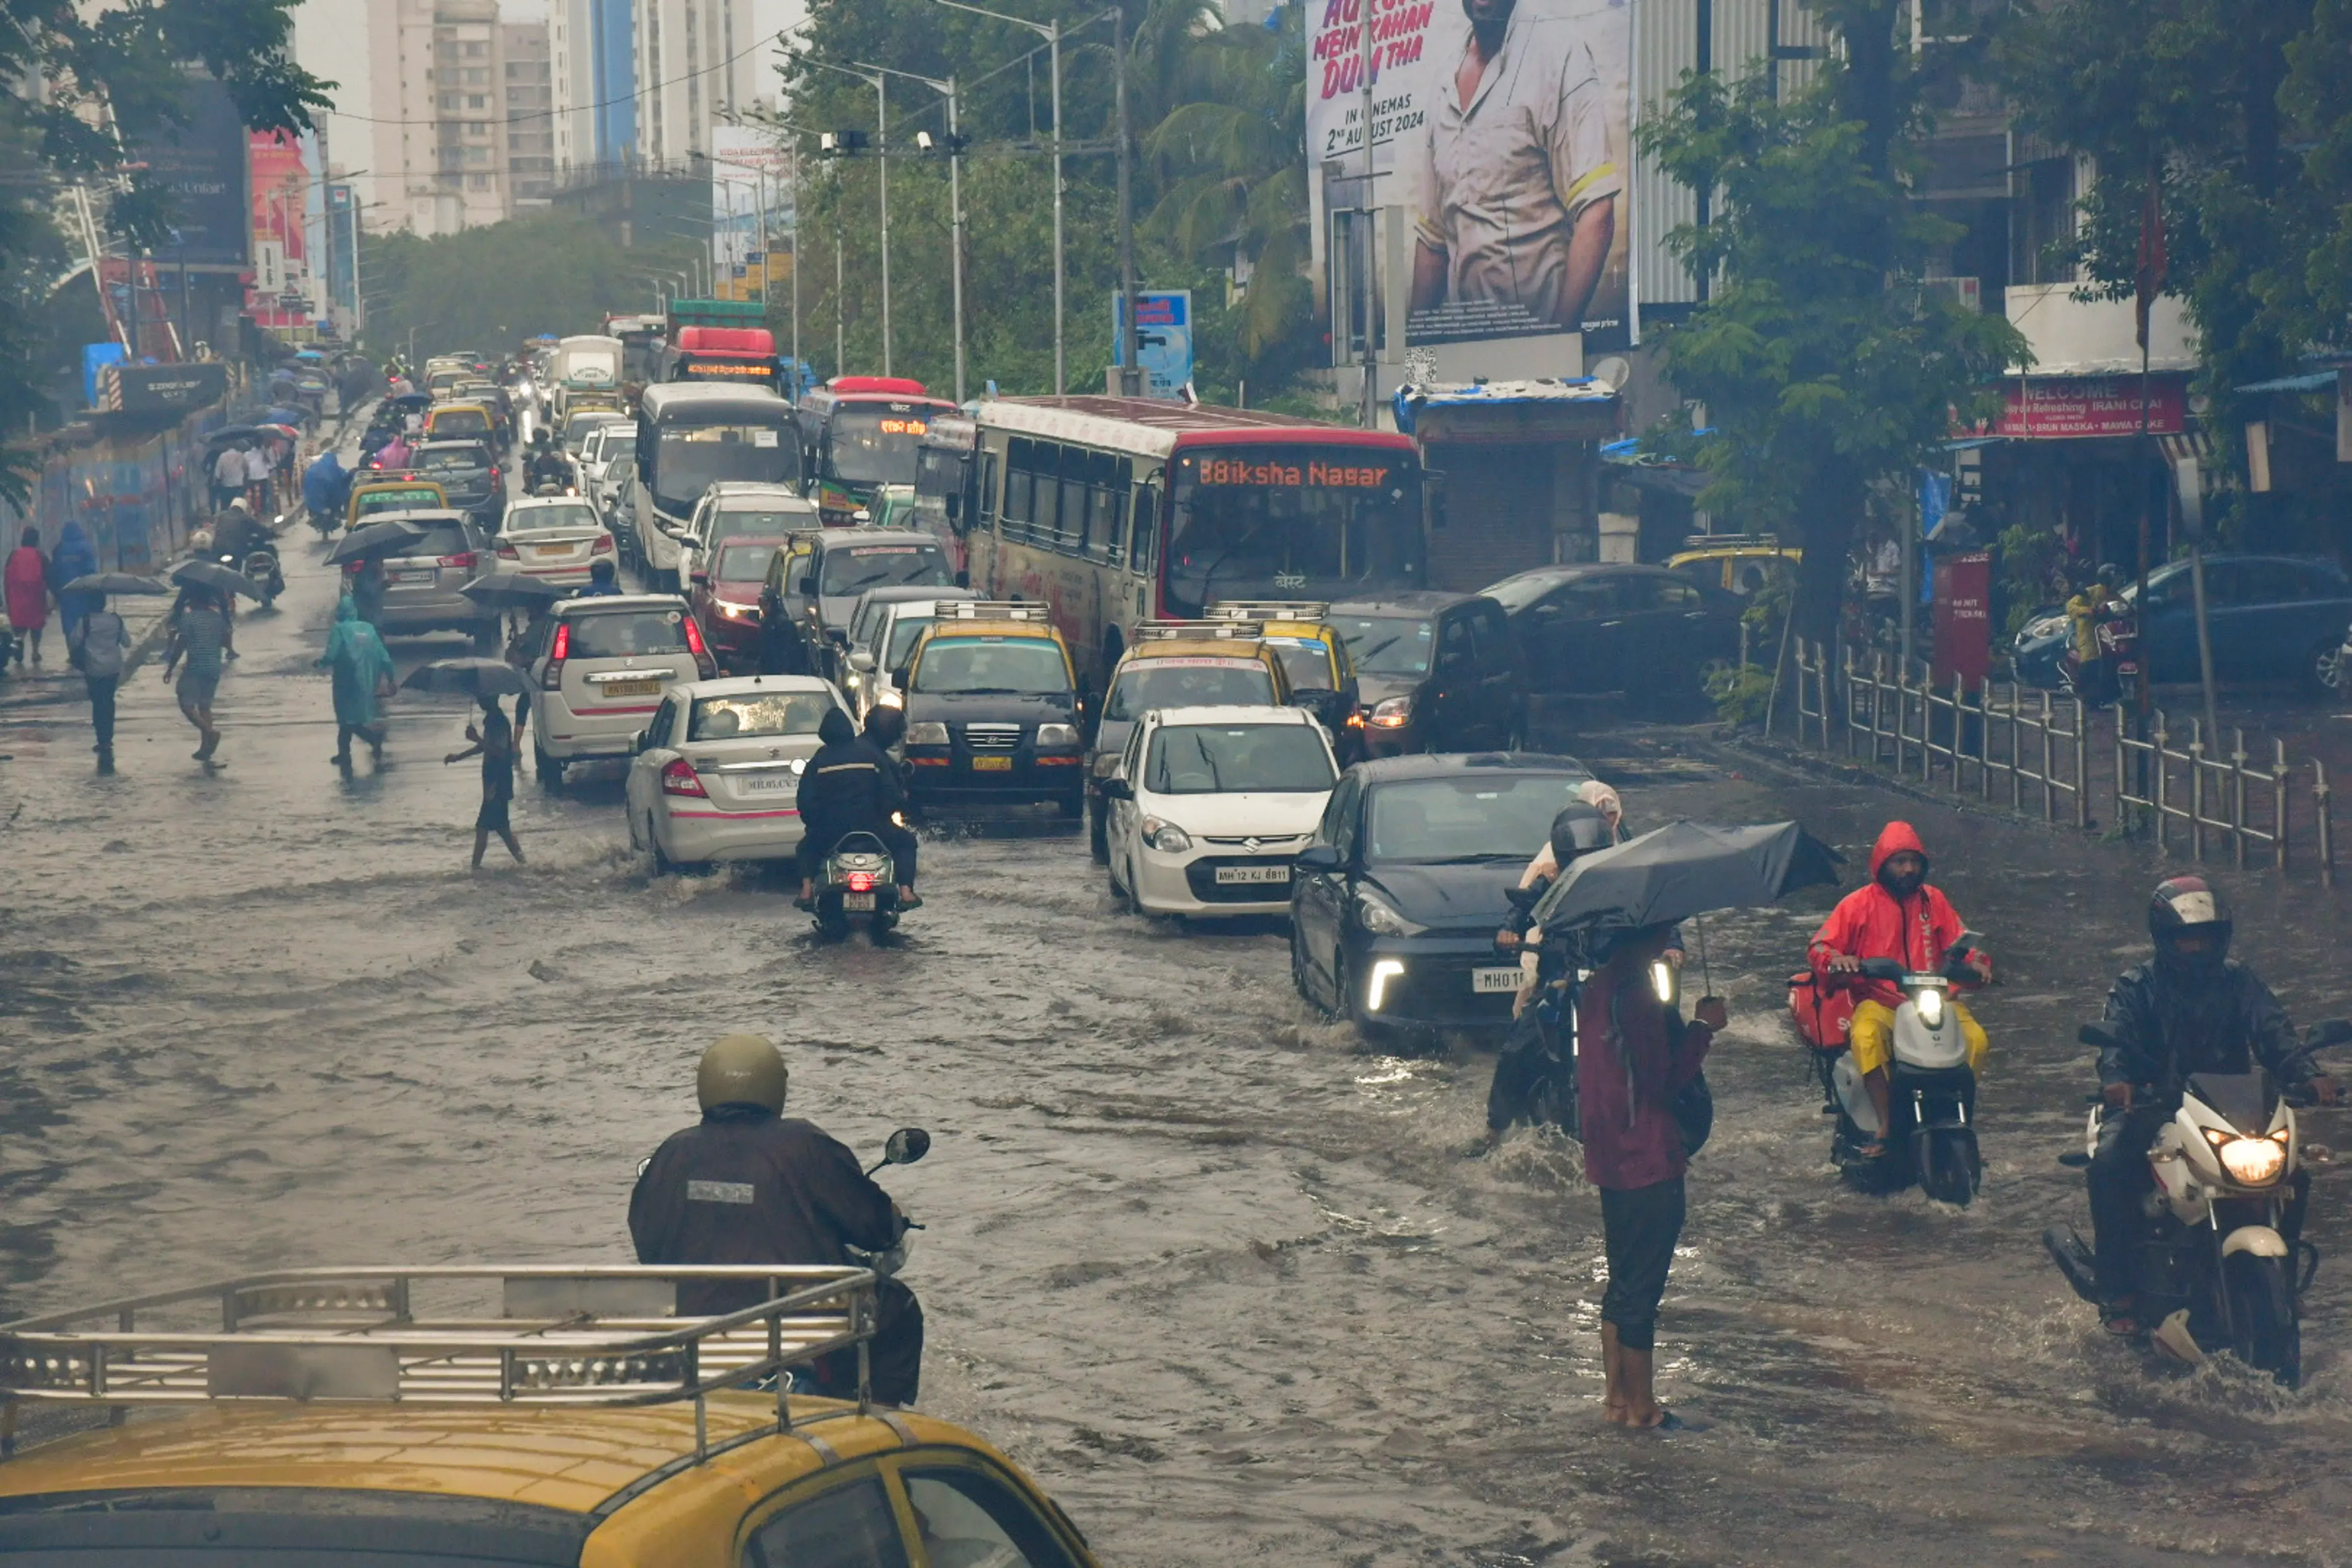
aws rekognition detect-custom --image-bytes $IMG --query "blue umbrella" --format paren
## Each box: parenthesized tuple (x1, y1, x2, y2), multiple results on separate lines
(264, 406, 310, 427)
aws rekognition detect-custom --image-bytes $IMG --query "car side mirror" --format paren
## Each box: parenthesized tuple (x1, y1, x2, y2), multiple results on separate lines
(797, 574, 817, 595)
(1294, 844, 1343, 873)
(630, 728, 649, 755)
(1100, 778, 1132, 801)
(881, 1127, 931, 1167)
(848, 648, 876, 673)
(2078, 1021, 2124, 1051)
(688, 569, 709, 586)
(891, 666, 913, 690)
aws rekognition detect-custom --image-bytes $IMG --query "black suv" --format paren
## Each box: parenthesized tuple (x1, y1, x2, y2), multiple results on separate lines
(1330, 592, 1525, 757)
(410, 439, 504, 523)
(896, 608, 1087, 816)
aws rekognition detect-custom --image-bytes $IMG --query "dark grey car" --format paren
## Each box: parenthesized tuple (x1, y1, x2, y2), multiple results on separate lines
(411, 439, 503, 522)
(368, 510, 500, 648)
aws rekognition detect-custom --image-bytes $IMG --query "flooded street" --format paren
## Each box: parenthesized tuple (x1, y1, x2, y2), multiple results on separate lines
(8, 513, 2352, 1564)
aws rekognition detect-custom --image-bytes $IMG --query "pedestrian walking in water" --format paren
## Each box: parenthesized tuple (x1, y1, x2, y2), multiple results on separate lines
(5, 526, 50, 667)
(1576, 924, 1724, 1431)
(161, 585, 231, 764)
(445, 695, 525, 868)
(318, 597, 395, 768)
(47, 520, 98, 648)
(69, 594, 130, 772)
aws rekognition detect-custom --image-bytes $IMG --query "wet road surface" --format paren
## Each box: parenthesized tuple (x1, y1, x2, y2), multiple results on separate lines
(7, 445, 2352, 1563)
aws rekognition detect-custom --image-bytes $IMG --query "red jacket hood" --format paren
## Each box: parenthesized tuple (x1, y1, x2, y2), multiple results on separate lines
(1869, 821, 1927, 880)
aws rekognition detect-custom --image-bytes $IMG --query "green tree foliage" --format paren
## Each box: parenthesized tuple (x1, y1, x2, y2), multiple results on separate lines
(0, 0, 327, 492)
(360, 213, 701, 364)
(1641, 0, 2028, 640)
(775, 0, 1320, 401)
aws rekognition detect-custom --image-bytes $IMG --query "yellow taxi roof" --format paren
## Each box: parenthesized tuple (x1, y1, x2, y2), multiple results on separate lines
(1126, 636, 1265, 661)
(929, 620, 1064, 643)
(0, 1394, 982, 1516)
(1666, 542, 1801, 566)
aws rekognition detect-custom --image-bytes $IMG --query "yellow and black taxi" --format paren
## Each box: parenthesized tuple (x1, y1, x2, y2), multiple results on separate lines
(897, 603, 1086, 816)
(0, 1265, 1100, 1568)
(1205, 601, 1364, 762)
(1081, 621, 1293, 863)
(344, 474, 450, 530)
(1665, 533, 1800, 598)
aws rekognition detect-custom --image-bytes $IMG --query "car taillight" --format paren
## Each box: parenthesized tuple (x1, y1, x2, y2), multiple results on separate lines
(845, 870, 876, 892)
(542, 621, 569, 689)
(591, 534, 614, 554)
(496, 543, 520, 560)
(490, 466, 500, 484)
(661, 758, 706, 797)
(681, 613, 716, 676)
(439, 551, 477, 569)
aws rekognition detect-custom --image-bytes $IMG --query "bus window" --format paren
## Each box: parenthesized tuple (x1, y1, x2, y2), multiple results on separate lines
(1059, 456, 1092, 556)
(978, 451, 999, 529)
(1132, 480, 1160, 576)
(1004, 439, 1034, 534)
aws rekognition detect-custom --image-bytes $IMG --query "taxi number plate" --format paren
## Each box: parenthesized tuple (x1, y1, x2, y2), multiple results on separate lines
(738, 773, 794, 793)
(393, 568, 435, 584)
(601, 678, 662, 697)
(1472, 966, 1523, 993)
(844, 892, 877, 911)
(1214, 864, 1290, 885)
(535, 543, 573, 557)
(970, 754, 1013, 771)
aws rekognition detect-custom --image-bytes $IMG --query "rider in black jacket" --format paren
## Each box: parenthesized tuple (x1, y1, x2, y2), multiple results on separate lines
(794, 707, 920, 908)
(2088, 875, 2341, 1333)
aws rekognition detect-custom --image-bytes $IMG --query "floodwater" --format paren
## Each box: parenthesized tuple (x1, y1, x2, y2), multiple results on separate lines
(5, 425, 2352, 1564)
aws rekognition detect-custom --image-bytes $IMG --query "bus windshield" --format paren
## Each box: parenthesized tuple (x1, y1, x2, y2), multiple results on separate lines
(1163, 446, 1422, 616)
(827, 407, 933, 486)
(654, 421, 794, 513)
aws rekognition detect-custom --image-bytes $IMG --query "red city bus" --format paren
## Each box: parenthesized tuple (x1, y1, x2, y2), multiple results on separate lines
(662, 326, 782, 394)
(965, 397, 1428, 686)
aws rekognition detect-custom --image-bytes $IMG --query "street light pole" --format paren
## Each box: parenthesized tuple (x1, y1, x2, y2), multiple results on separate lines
(802, 56, 892, 373)
(934, 0, 1063, 393)
(869, 64, 966, 402)
(1113, 1, 1139, 396)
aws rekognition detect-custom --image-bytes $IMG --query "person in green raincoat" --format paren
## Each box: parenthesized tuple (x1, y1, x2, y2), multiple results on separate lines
(319, 596, 396, 767)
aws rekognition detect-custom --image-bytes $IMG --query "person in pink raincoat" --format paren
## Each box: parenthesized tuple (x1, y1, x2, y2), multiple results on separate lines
(4, 526, 50, 666)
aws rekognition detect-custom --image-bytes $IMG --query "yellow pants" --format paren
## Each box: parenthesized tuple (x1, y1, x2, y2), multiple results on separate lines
(1849, 999, 1987, 1076)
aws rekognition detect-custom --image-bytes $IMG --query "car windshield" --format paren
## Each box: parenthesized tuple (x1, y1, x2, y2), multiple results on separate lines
(716, 505, 816, 533)
(388, 522, 471, 560)
(883, 613, 936, 669)
(688, 690, 834, 740)
(821, 541, 953, 596)
(596, 432, 637, 463)
(1162, 445, 1425, 615)
(507, 503, 599, 534)
(715, 543, 779, 583)
(417, 447, 486, 473)
(432, 409, 491, 438)
(1336, 615, 1433, 677)
(565, 416, 617, 448)
(1145, 723, 1334, 794)
(655, 422, 794, 510)
(911, 637, 1069, 696)
(1365, 774, 1595, 862)
(1262, 636, 1336, 691)
(1104, 660, 1276, 721)
(567, 608, 688, 657)
(827, 408, 933, 485)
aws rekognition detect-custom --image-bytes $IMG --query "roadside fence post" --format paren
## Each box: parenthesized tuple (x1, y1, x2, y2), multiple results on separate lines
(2189, 719, 2207, 863)
(2038, 690, 2055, 821)
(2229, 730, 2249, 871)
(2153, 713, 2171, 854)
(2073, 697, 2088, 829)
(2274, 740, 2291, 875)
(2316, 758, 2334, 889)
(2008, 684, 2023, 811)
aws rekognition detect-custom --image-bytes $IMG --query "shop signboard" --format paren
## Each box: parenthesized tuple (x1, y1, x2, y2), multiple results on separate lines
(1995, 374, 2186, 439)
(1933, 551, 1993, 688)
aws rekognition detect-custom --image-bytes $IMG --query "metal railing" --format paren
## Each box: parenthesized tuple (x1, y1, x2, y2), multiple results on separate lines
(1787, 640, 2338, 886)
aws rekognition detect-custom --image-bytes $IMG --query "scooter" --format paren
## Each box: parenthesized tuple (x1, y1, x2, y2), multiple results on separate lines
(2045, 1018, 2350, 1387)
(812, 829, 902, 942)
(1798, 936, 1987, 1205)
(222, 545, 283, 610)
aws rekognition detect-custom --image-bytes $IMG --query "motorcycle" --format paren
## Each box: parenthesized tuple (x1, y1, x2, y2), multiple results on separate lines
(222, 545, 284, 610)
(812, 829, 903, 941)
(2045, 1018, 2350, 1387)
(2012, 597, 2138, 705)
(1793, 935, 1987, 1205)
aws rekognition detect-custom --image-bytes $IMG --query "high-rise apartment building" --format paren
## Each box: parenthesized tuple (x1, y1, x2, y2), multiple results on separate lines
(366, 0, 512, 234)
(551, 0, 637, 172)
(504, 22, 555, 209)
(634, 0, 787, 167)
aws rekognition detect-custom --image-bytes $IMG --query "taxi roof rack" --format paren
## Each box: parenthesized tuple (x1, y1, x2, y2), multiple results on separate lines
(941, 600, 1052, 623)
(1679, 531, 1785, 552)
(0, 1266, 877, 1456)
(1205, 600, 1331, 623)
(1132, 618, 1263, 643)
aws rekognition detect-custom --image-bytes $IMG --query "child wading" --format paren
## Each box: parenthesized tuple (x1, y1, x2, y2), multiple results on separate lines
(444, 695, 525, 868)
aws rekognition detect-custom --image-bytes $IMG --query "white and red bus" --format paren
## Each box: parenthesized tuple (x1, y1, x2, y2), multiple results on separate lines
(965, 397, 1428, 685)
(797, 375, 959, 525)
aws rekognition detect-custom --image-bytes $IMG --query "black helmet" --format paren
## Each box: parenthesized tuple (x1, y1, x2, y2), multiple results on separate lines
(2097, 563, 2122, 584)
(2149, 874, 2231, 974)
(1548, 801, 1612, 869)
(863, 704, 906, 749)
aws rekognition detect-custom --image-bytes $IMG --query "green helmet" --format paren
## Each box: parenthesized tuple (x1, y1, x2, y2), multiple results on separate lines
(697, 1033, 788, 1112)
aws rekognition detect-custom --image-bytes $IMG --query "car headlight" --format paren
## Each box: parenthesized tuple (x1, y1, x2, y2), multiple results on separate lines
(720, 604, 748, 619)
(906, 721, 949, 745)
(2209, 1127, 2289, 1186)
(1356, 888, 1426, 936)
(1369, 695, 1414, 729)
(1140, 816, 1192, 854)
(1036, 721, 1080, 747)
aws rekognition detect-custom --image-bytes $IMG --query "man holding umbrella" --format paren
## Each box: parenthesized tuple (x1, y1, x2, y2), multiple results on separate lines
(411, 658, 536, 868)
(161, 585, 231, 764)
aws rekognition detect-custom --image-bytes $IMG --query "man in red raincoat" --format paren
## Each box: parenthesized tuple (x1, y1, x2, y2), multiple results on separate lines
(1809, 822, 1990, 1156)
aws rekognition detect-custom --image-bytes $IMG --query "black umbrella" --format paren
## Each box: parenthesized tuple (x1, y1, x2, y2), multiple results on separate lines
(328, 518, 431, 564)
(58, 572, 169, 596)
(1528, 819, 1844, 933)
(385, 392, 433, 411)
(205, 424, 264, 447)
(170, 558, 265, 600)
(460, 574, 568, 610)
(402, 658, 533, 698)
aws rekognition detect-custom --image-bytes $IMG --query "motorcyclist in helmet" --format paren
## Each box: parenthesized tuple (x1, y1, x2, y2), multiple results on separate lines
(2085, 876, 2341, 1336)
(629, 1034, 924, 1404)
(525, 428, 572, 493)
(794, 707, 920, 911)
(212, 496, 275, 563)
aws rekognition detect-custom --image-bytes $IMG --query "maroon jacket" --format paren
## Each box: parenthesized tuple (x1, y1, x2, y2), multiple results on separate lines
(1576, 960, 1714, 1190)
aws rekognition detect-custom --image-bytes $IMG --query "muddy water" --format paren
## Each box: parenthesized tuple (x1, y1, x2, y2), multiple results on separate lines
(5, 535, 2352, 1564)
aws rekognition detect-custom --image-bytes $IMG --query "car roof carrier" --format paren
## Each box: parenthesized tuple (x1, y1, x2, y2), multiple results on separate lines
(1131, 619, 1263, 643)
(941, 600, 1052, 623)
(0, 1266, 879, 1463)
(1205, 600, 1331, 623)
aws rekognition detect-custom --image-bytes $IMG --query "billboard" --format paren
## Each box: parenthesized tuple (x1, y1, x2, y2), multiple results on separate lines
(710, 125, 791, 286)
(1112, 291, 1195, 399)
(124, 72, 250, 270)
(246, 131, 310, 328)
(1307, 0, 1631, 352)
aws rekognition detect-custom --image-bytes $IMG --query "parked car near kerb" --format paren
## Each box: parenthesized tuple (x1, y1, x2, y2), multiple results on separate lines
(1329, 592, 1525, 757)
(1289, 752, 1595, 1031)
(2016, 554, 2352, 695)
(1481, 563, 1742, 711)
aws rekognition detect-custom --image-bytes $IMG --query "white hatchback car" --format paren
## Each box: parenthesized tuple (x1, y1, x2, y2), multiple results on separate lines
(1103, 705, 1340, 918)
(493, 494, 614, 587)
(624, 675, 849, 871)
(523, 594, 717, 786)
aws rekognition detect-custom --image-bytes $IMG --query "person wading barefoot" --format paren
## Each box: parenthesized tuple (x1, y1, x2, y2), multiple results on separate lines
(445, 694, 525, 869)
(161, 586, 231, 766)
